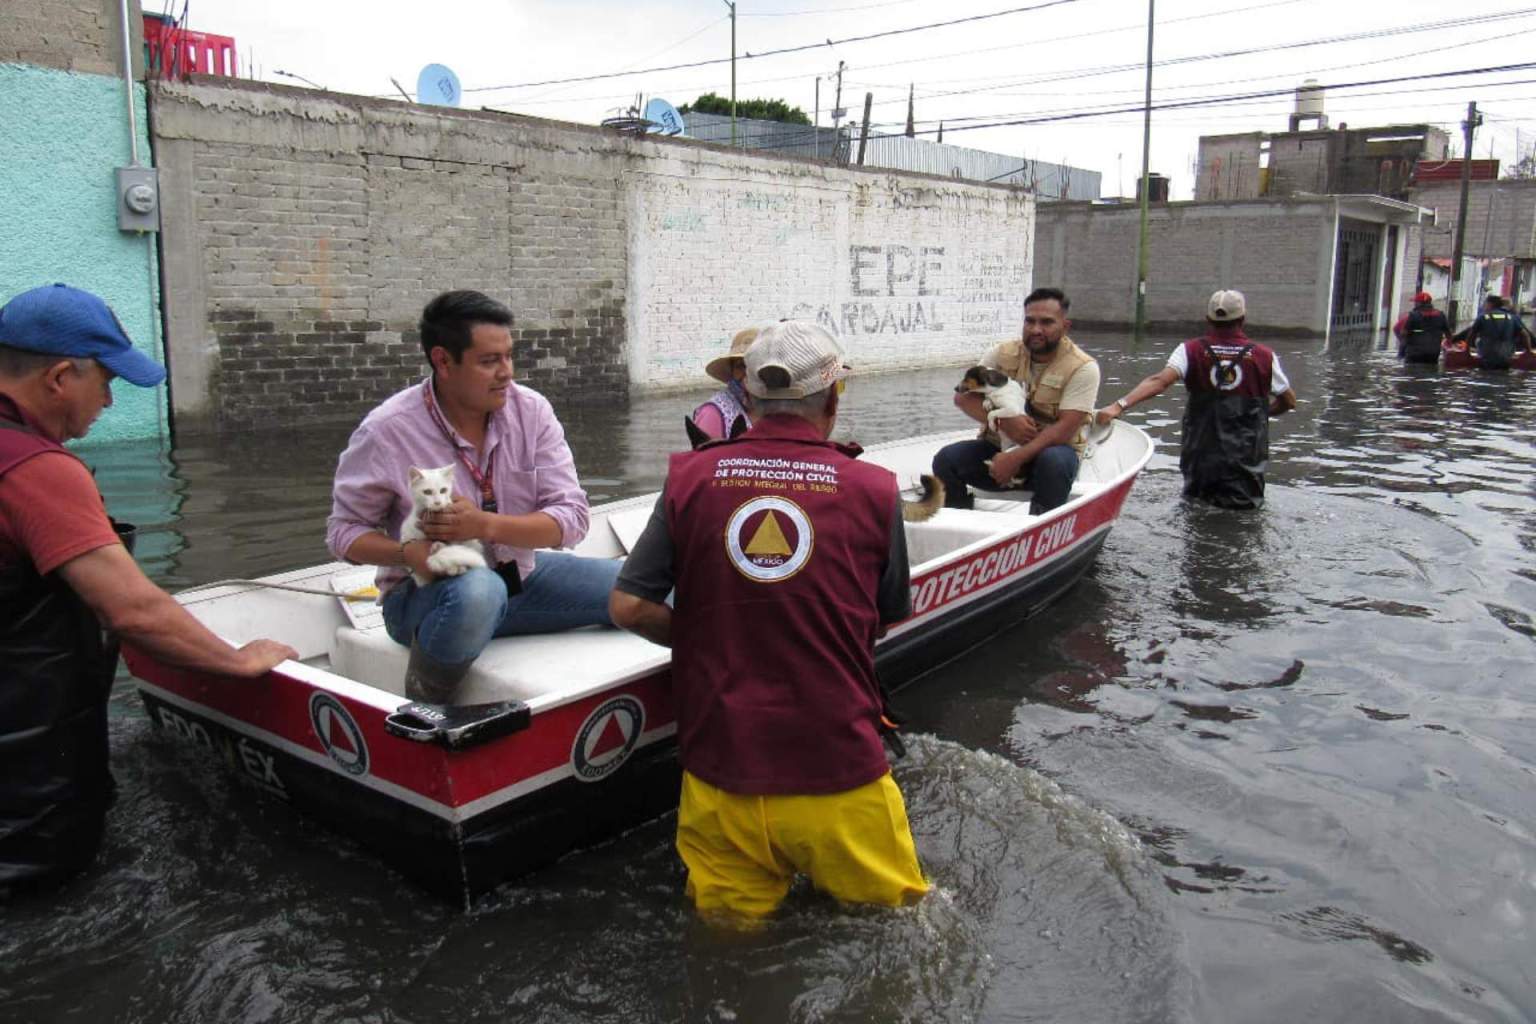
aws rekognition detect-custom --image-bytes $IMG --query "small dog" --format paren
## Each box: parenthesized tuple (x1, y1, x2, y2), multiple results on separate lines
(955, 365, 1028, 443)
(400, 465, 488, 586)
(902, 474, 946, 522)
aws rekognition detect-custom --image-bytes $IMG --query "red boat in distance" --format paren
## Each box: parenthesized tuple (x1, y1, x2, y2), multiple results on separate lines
(1442, 341, 1536, 371)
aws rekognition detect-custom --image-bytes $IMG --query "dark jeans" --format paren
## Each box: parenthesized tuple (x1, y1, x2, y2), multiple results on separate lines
(932, 439, 1080, 515)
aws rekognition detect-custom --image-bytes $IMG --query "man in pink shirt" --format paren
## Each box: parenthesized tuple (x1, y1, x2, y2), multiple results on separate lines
(327, 290, 618, 703)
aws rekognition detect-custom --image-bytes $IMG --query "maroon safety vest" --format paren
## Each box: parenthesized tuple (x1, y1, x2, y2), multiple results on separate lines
(1181, 329, 1276, 399)
(1178, 329, 1277, 509)
(664, 414, 897, 795)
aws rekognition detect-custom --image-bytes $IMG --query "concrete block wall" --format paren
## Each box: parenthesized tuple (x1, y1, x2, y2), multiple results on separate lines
(1268, 134, 1332, 198)
(3, 0, 140, 77)
(1194, 134, 1264, 202)
(1035, 199, 1335, 334)
(1, 0, 165, 444)
(151, 76, 1030, 431)
(1410, 180, 1536, 260)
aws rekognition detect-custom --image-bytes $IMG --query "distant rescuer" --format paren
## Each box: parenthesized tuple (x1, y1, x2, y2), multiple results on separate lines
(1393, 291, 1450, 365)
(931, 286, 1101, 514)
(609, 321, 928, 920)
(1450, 294, 1534, 370)
(1095, 289, 1297, 510)
(0, 284, 296, 897)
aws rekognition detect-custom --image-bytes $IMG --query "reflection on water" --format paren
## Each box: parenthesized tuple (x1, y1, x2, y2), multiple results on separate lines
(5, 333, 1535, 1022)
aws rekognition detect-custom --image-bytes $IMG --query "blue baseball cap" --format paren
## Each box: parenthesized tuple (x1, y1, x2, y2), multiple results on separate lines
(0, 284, 167, 387)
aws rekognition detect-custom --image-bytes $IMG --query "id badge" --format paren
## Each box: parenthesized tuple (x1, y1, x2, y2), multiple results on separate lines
(494, 559, 522, 596)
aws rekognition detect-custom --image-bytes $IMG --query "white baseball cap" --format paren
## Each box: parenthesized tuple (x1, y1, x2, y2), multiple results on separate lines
(744, 321, 851, 399)
(1207, 289, 1247, 322)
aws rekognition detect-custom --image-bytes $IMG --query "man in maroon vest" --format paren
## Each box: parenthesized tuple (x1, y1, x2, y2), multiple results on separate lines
(610, 320, 927, 920)
(1, 284, 294, 897)
(1094, 289, 1297, 509)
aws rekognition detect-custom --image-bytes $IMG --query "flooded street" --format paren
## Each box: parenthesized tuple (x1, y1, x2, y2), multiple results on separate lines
(3, 330, 1533, 1023)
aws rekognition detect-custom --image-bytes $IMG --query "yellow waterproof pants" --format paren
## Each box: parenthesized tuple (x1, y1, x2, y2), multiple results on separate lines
(676, 770, 929, 919)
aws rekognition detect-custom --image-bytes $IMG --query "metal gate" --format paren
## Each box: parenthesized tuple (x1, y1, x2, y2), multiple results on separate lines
(1331, 221, 1379, 333)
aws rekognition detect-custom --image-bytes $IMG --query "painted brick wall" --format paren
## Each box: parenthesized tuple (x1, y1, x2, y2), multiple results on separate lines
(627, 169, 1032, 388)
(1036, 199, 1335, 334)
(151, 77, 1030, 431)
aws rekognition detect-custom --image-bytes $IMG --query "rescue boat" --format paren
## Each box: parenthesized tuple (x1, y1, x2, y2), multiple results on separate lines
(124, 424, 1154, 905)
(1441, 341, 1536, 371)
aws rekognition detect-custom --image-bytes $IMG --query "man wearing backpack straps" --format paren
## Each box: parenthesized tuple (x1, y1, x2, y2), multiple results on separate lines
(1094, 289, 1297, 510)
(1393, 292, 1450, 365)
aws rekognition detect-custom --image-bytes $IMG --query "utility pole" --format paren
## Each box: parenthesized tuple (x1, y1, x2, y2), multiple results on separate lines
(1133, 0, 1155, 340)
(1450, 100, 1481, 329)
(814, 76, 820, 159)
(856, 91, 872, 166)
(723, 0, 737, 147)
(831, 60, 846, 137)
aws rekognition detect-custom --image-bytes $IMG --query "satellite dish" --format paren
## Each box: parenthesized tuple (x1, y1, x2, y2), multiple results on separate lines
(416, 64, 462, 107)
(643, 97, 686, 136)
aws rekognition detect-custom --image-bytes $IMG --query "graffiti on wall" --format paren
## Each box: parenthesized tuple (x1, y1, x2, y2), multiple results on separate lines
(840, 243, 945, 335)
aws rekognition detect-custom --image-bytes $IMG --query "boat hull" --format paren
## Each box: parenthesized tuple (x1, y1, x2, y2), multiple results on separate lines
(1442, 342, 1536, 371)
(125, 432, 1150, 904)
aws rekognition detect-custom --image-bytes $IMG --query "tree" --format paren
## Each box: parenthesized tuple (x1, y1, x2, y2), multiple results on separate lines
(1505, 150, 1536, 180)
(680, 92, 810, 125)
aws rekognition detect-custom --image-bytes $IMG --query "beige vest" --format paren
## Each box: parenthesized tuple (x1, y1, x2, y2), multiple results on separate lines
(990, 336, 1095, 452)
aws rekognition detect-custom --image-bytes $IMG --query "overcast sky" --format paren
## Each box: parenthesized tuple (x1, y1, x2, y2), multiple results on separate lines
(169, 0, 1536, 199)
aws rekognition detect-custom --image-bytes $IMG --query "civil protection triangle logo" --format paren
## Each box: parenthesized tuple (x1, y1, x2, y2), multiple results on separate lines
(309, 692, 369, 776)
(571, 695, 646, 782)
(725, 496, 814, 583)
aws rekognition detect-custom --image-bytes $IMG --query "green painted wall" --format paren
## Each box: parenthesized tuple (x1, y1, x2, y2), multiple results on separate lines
(0, 63, 167, 445)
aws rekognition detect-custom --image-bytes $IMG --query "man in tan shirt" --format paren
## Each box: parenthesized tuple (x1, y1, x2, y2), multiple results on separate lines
(932, 287, 1101, 515)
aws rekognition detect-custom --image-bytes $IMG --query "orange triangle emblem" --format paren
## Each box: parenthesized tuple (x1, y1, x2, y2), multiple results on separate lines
(744, 512, 792, 556)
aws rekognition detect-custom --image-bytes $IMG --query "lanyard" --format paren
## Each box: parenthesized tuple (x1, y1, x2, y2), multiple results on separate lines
(421, 381, 498, 513)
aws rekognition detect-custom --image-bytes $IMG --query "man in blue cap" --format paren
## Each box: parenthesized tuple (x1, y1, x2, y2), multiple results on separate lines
(0, 284, 295, 897)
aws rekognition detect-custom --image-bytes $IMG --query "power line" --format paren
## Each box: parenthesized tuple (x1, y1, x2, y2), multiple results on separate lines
(741, 0, 925, 16)
(889, 62, 1536, 139)
(459, 0, 1084, 94)
(861, 9, 1536, 110)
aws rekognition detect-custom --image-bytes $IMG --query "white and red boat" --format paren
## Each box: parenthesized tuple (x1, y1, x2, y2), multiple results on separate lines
(124, 425, 1153, 905)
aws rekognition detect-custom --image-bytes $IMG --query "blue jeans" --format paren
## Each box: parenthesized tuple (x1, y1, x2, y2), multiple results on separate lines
(381, 552, 621, 664)
(932, 439, 1080, 515)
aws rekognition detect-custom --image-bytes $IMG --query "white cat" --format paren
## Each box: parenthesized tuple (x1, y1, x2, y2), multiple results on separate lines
(400, 465, 488, 586)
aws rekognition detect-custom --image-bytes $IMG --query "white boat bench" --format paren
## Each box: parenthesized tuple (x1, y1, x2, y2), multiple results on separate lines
(329, 623, 669, 707)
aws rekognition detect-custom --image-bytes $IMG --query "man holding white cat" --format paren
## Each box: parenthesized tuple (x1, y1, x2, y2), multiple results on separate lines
(327, 290, 619, 704)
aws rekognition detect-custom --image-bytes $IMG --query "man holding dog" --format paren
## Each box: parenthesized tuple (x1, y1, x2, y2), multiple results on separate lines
(0, 284, 296, 896)
(1094, 289, 1297, 509)
(327, 289, 619, 704)
(609, 320, 928, 921)
(932, 287, 1101, 515)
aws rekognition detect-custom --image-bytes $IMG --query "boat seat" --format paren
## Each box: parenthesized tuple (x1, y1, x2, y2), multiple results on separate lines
(329, 624, 669, 705)
(905, 508, 1025, 566)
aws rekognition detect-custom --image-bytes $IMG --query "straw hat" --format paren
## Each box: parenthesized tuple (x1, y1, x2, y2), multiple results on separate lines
(704, 327, 760, 383)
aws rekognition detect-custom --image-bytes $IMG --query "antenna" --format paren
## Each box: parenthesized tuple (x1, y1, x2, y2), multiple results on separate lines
(642, 97, 686, 137)
(416, 64, 462, 107)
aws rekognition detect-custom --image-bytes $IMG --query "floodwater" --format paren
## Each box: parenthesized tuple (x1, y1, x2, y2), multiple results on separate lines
(2, 330, 1533, 1023)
